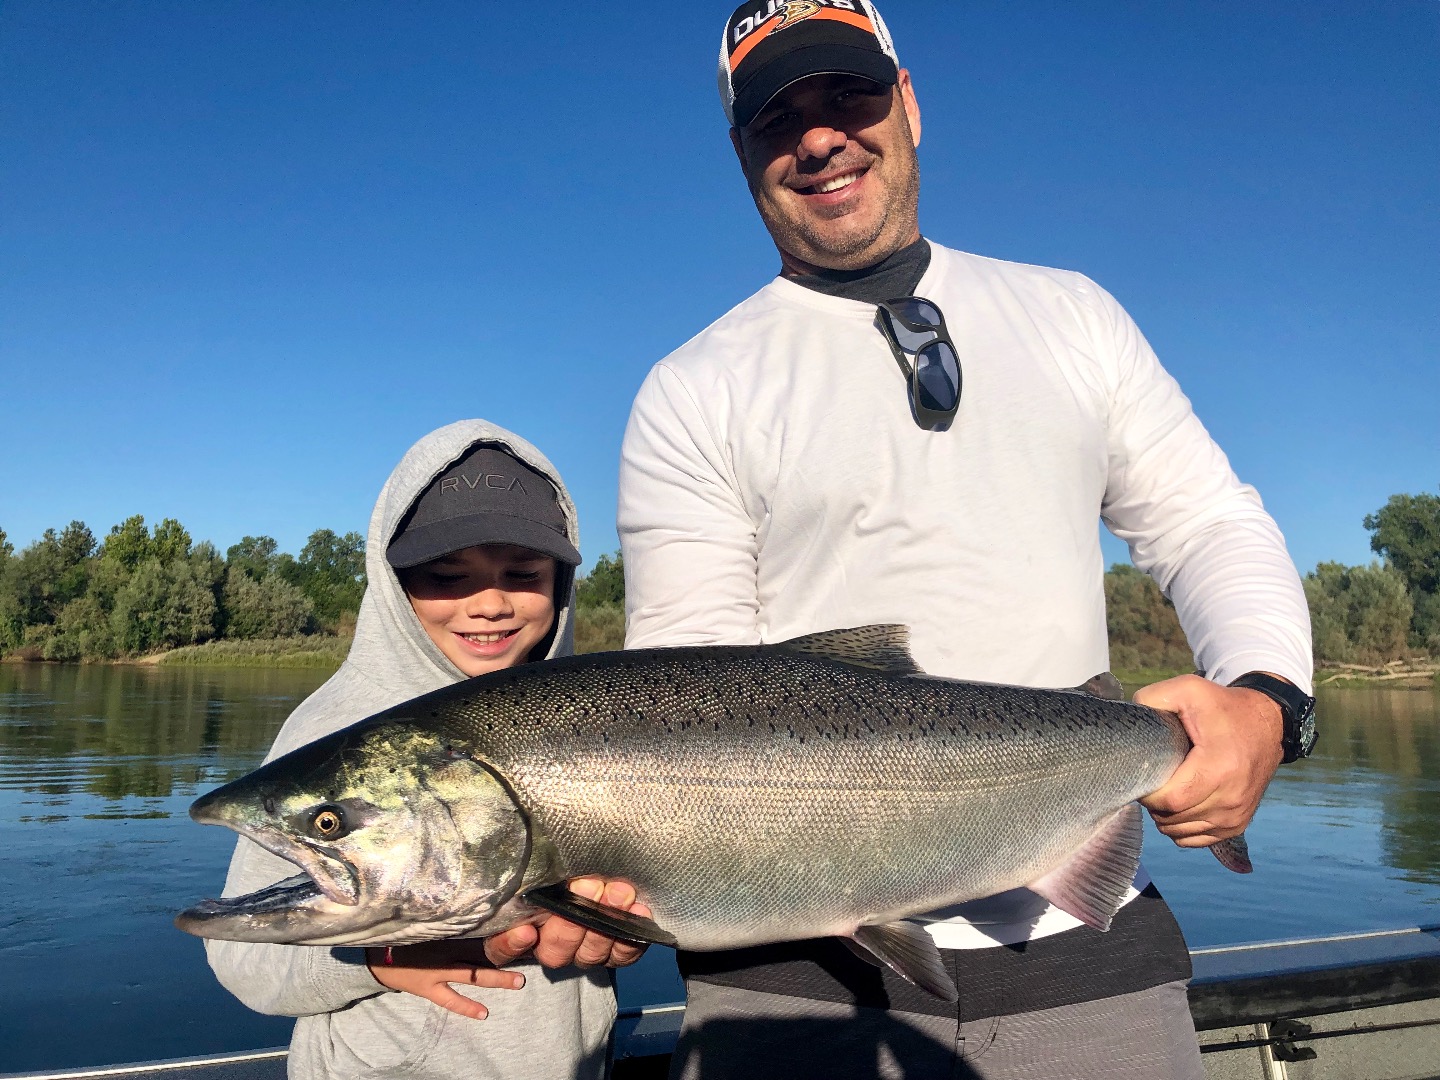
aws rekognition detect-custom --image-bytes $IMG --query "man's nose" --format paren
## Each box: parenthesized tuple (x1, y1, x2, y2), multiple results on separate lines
(797, 125, 846, 162)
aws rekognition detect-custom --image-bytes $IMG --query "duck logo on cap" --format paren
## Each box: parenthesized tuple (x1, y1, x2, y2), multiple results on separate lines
(774, 1, 821, 31)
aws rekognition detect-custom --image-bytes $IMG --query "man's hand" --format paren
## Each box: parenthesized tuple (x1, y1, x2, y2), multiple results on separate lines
(1136, 674, 1285, 848)
(366, 939, 524, 1020)
(483, 877, 652, 971)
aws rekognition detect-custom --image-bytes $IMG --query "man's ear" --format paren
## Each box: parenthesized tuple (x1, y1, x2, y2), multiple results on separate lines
(729, 126, 748, 172)
(897, 69, 921, 149)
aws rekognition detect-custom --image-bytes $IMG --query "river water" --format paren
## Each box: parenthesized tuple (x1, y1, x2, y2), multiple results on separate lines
(1, 663, 1437, 1073)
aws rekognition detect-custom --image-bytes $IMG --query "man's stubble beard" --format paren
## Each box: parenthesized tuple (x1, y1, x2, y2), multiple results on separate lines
(754, 143, 921, 272)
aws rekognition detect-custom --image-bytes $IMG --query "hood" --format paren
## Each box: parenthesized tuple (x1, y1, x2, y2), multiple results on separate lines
(263, 420, 580, 763)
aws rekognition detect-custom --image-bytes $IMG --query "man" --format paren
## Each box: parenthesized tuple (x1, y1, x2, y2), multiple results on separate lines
(618, 2, 1315, 1078)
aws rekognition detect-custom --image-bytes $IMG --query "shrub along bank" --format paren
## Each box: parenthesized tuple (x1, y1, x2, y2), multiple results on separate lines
(6, 482, 1439, 674)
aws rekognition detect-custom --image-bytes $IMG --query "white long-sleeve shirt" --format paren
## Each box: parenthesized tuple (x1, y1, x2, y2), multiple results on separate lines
(618, 242, 1312, 948)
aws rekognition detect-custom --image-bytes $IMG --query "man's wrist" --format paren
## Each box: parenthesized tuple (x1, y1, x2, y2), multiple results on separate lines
(1228, 671, 1317, 763)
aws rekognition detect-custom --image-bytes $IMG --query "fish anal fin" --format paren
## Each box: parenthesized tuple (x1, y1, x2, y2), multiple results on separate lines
(778, 625, 922, 675)
(840, 936, 885, 968)
(1074, 672, 1126, 701)
(1210, 833, 1253, 874)
(849, 921, 957, 1002)
(1028, 803, 1143, 931)
(522, 883, 677, 947)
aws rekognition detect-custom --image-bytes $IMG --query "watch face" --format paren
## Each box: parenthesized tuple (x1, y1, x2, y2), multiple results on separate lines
(1298, 699, 1318, 757)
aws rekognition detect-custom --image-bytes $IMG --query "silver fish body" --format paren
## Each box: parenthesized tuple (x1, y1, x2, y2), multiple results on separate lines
(177, 626, 1247, 999)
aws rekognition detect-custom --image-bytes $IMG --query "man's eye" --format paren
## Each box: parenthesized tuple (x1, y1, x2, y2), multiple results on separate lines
(755, 111, 795, 136)
(506, 570, 541, 582)
(429, 573, 466, 585)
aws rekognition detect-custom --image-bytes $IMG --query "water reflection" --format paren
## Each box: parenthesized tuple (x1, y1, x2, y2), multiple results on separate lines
(1310, 686, 1440, 887)
(1141, 683, 1440, 946)
(1, 665, 1438, 1071)
(0, 663, 326, 813)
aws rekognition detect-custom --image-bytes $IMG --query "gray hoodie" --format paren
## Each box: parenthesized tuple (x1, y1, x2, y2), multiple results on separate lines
(206, 420, 615, 1080)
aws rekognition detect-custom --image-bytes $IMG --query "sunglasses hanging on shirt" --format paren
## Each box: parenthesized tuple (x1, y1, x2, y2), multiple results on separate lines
(875, 297, 963, 431)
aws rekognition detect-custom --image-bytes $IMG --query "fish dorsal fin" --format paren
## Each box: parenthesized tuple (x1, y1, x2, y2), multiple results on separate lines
(778, 625, 921, 675)
(522, 882, 678, 947)
(849, 921, 957, 1002)
(1210, 832, 1253, 874)
(1028, 803, 1143, 931)
(1073, 672, 1126, 701)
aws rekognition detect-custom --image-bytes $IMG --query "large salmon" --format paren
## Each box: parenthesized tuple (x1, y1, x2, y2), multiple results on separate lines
(176, 625, 1248, 1000)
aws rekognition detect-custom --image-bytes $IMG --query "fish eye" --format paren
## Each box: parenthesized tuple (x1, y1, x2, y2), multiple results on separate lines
(309, 805, 347, 839)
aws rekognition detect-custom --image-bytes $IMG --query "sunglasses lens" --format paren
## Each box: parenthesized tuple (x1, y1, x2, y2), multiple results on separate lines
(890, 298, 942, 326)
(915, 341, 960, 413)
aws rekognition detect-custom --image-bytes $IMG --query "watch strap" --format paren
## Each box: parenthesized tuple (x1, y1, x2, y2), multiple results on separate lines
(1229, 671, 1317, 763)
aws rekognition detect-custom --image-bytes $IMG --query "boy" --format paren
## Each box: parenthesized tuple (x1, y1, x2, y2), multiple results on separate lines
(207, 420, 644, 1080)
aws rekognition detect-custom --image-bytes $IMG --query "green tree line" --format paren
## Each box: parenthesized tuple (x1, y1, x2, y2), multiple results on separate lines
(7, 487, 1437, 667)
(1109, 487, 1439, 671)
(0, 517, 365, 661)
(571, 488, 1440, 668)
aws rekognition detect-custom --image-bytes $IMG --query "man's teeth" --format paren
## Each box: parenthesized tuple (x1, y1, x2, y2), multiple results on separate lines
(461, 631, 513, 644)
(812, 173, 858, 194)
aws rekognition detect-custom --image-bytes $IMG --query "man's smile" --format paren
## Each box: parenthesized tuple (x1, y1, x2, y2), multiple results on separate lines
(794, 167, 868, 197)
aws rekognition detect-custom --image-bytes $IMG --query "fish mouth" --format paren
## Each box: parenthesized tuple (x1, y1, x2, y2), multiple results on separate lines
(177, 873, 326, 925)
(245, 829, 361, 907)
(174, 873, 367, 942)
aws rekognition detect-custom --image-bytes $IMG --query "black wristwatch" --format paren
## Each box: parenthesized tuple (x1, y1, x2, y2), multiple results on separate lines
(1229, 671, 1317, 763)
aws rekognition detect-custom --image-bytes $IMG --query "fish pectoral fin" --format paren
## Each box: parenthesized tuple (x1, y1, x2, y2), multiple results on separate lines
(521, 883, 678, 947)
(1028, 802, 1143, 931)
(777, 625, 922, 675)
(848, 922, 957, 1002)
(1208, 832, 1253, 874)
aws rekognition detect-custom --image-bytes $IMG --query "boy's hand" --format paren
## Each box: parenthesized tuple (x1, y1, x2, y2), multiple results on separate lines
(366, 939, 525, 1020)
(484, 877, 652, 970)
(1136, 673, 1284, 847)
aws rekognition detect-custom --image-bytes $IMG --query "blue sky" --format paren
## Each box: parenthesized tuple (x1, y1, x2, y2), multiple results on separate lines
(2, 1, 1436, 577)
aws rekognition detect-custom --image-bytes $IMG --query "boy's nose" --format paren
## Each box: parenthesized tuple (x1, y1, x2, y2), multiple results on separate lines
(466, 588, 513, 618)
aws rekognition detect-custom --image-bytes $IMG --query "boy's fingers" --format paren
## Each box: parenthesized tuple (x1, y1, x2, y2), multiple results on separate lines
(425, 983, 489, 1020)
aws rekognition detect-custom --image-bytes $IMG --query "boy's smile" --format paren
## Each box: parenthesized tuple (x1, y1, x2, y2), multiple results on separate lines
(399, 544, 558, 677)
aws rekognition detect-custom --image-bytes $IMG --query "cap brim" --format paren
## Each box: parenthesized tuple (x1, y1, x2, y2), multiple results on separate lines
(733, 44, 898, 128)
(386, 515, 581, 570)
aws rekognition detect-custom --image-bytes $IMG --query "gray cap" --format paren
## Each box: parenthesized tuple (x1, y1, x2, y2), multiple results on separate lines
(386, 445, 581, 570)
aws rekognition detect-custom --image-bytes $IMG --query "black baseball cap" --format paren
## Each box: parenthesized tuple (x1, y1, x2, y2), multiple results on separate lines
(718, 1, 901, 128)
(386, 445, 581, 570)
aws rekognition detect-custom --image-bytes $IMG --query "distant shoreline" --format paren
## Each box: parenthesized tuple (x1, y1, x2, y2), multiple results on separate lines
(0, 635, 354, 670)
(4, 646, 1436, 691)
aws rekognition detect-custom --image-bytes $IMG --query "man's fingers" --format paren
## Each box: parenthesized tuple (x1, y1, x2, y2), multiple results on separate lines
(573, 929, 618, 968)
(484, 923, 539, 967)
(607, 939, 647, 968)
(532, 920, 588, 967)
(600, 880, 638, 910)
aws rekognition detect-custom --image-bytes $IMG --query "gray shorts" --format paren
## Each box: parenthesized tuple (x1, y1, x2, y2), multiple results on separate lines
(669, 977, 1202, 1080)
(668, 887, 1203, 1080)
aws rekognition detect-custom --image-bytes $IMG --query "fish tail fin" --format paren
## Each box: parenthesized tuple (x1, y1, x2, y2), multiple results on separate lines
(1209, 833, 1253, 874)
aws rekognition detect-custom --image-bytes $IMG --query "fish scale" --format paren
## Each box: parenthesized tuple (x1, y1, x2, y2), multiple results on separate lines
(177, 625, 1243, 1001)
